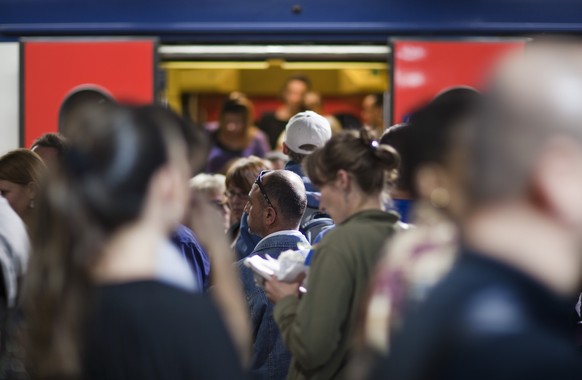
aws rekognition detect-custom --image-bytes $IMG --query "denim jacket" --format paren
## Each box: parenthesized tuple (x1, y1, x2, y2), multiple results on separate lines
(234, 213, 263, 261)
(238, 230, 309, 380)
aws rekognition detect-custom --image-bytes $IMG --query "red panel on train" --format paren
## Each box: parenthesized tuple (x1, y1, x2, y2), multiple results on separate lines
(391, 40, 526, 124)
(22, 40, 156, 147)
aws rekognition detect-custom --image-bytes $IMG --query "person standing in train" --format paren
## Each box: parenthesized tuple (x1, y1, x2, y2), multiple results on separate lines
(258, 75, 310, 150)
(206, 97, 270, 174)
(372, 43, 582, 380)
(264, 129, 401, 380)
(304, 91, 342, 135)
(361, 93, 385, 139)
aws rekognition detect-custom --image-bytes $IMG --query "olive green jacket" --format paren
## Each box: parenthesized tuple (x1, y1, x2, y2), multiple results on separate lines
(274, 209, 399, 380)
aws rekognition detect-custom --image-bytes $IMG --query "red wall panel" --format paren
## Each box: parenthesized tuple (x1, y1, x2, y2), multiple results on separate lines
(391, 40, 526, 124)
(22, 40, 156, 147)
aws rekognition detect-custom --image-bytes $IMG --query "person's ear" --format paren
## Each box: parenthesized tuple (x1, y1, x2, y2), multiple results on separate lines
(532, 136, 582, 226)
(282, 143, 289, 155)
(264, 205, 277, 227)
(336, 169, 351, 191)
(26, 182, 36, 201)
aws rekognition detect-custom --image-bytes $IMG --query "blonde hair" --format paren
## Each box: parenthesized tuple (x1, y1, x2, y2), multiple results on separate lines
(190, 173, 226, 198)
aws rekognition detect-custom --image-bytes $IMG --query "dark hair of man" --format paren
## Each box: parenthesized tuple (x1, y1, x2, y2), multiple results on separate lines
(31, 133, 68, 158)
(221, 99, 249, 123)
(262, 170, 307, 226)
(304, 128, 400, 195)
(406, 88, 481, 198)
(286, 148, 308, 163)
(58, 88, 115, 132)
(380, 123, 413, 193)
(24, 105, 183, 378)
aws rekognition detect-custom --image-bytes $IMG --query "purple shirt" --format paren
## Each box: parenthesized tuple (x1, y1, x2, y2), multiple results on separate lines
(205, 131, 270, 173)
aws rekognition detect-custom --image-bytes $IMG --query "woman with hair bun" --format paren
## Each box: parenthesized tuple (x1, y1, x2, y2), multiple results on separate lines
(23, 105, 246, 380)
(264, 129, 401, 380)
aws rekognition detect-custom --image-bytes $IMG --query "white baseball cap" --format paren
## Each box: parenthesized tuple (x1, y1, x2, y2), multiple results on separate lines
(284, 111, 332, 155)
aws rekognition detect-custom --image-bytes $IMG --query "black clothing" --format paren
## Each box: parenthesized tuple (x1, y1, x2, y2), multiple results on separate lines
(84, 280, 247, 380)
(257, 112, 287, 150)
(373, 248, 582, 380)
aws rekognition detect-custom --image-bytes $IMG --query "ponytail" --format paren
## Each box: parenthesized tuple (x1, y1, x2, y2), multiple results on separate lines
(360, 128, 400, 183)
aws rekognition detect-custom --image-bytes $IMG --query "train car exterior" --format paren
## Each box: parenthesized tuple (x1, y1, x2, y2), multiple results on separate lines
(1, 0, 581, 153)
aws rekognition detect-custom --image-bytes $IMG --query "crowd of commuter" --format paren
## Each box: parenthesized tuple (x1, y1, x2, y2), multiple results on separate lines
(0, 42, 581, 380)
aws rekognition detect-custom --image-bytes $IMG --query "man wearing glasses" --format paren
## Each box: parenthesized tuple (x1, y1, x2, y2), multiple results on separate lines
(238, 170, 307, 380)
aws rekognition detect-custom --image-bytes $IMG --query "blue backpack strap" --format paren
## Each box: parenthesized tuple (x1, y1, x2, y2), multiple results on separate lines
(299, 209, 335, 244)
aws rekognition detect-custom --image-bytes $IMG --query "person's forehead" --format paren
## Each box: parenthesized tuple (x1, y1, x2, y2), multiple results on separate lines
(228, 184, 246, 193)
(248, 183, 259, 197)
(287, 80, 307, 90)
(32, 145, 59, 156)
(362, 96, 375, 107)
(0, 179, 20, 189)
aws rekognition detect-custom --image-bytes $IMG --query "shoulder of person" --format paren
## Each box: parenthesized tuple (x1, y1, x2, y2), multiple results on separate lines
(250, 126, 269, 140)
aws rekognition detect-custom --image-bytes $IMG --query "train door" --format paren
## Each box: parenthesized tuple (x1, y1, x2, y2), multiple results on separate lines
(158, 44, 390, 141)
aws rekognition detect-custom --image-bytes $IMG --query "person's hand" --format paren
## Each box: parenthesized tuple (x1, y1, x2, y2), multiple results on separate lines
(264, 273, 305, 303)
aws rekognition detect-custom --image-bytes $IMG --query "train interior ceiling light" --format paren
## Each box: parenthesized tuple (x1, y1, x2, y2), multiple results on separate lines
(158, 45, 391, 61)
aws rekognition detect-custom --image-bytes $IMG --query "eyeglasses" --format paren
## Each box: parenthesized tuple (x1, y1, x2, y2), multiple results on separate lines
(255, 170, 274, 209)
(225, 190, 249, 200)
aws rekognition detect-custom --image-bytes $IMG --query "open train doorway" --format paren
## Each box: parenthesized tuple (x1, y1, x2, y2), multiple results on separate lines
(159, 44, 390, 153)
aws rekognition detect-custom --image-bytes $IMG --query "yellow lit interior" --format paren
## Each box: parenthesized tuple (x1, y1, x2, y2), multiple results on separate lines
(161, 61, 388, 114)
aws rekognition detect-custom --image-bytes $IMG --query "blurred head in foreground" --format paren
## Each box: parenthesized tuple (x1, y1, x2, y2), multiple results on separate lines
(25, 105, 192, 377)
(464, 42, 582, 293)
(375, 41, 582, 380)
(407, 87, 481, 221)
